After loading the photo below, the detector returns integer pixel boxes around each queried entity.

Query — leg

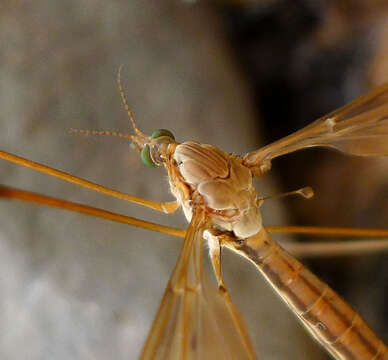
[204,230,227,292]
[0,150,180,213]
[0,185,185,238]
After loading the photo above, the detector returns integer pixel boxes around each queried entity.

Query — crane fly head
[139,129,176,168]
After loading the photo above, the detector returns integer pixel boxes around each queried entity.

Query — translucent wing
[140,208,256,360]
[244,82,388,173]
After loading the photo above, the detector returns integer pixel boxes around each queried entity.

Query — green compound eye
[142,129,174,168]
[141,144,157,168]
[151,129,175,140]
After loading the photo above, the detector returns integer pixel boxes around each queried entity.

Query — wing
[244,82,388,174]
[140,208,257,360]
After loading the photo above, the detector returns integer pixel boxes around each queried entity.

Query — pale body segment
[172,141,262,239]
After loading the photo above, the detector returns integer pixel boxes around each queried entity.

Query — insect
[1,74,388,359]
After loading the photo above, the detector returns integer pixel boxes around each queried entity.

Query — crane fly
[1,73,388,359]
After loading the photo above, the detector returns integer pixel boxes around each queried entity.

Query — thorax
[166,141,262,239]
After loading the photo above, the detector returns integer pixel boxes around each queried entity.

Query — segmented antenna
[117,65,146,138]
[69,128,135,140]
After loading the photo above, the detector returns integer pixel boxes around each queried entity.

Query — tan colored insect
[1,76,388,359]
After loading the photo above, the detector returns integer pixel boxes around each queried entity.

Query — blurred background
[0,1,387,359]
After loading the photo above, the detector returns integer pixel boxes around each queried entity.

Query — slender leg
[204,230,227,292]
[0,185,185,238]
[0,150,180,213]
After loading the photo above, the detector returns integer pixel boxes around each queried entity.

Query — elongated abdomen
[227,229,388,360]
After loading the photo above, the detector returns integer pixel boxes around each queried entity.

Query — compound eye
[151,129,175,140]
[141,144,157,168]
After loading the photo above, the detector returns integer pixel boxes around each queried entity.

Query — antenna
[68,128,135,140]
[117,65,147,138]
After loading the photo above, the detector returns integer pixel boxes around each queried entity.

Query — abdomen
[226,229,388,360]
